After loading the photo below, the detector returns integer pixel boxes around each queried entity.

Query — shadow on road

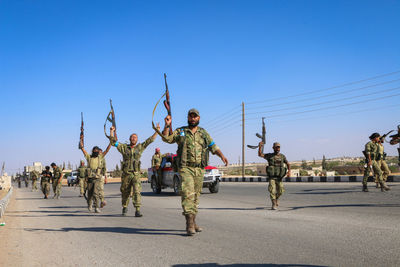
[199,207,266,211]
[287,203,400,211]
[292,191,357,195]
[142,192,178,197]
[40,206,87,209]
[172,264,328,267]
[24,226,186,236]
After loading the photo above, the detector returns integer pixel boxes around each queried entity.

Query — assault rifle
[104,99,117,139]
[389,125,400,145]
[247,117,266,152]
[380,130,394,143]
[78,112,84,149]
[163,73,173,135]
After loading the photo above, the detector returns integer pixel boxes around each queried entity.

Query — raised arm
[79,139,88,157]
[258,142,265,158]
[102,142,112,157]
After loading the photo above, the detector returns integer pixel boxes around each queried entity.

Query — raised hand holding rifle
[248,117,266,152]
[152,73,173,136]
[79,112,84,149]
[104,99,117,140]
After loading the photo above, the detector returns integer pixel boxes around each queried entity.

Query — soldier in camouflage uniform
[362,133,390,192]
[99,145,111,208]
[51,163,63,199]
[374,138,390,188]
[79,143,107,213]
[30,170,40,191]
[40,166,52,199]
[77,160,87,197]
[258,142,291,210]
[109,125,159,217]
[151,148,164,189]
[158,109,228,236]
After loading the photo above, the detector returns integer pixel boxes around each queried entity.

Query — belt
[186,162,202,168]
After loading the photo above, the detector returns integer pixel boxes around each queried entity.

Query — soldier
[158,109,228,236]
[375,138,390,188]
[109,124,160,217]
[24,173,29,188]
[77,160,87,197]
[258,141,291,210]
[79,143,107,213]
[41,166,52,199]
[99,145,111,208]
[30,170,40,191]
[362,133,390,192]
[51,163,63,199]
[151,148,163,190]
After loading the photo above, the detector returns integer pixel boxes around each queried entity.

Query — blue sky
[1,0,400,174]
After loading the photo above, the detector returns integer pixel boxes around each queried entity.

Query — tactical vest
[78,167,87,178]
[41,171,51,183]
[86,156,105,179]
[175,127,210,169]
[53,167,62,179]
[266,154,287,179]
[121,146,141,173]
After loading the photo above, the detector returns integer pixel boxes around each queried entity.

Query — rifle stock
[78,112,84,149]
[163,73,173,135]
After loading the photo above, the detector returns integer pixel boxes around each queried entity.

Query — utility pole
[242,102,245,178]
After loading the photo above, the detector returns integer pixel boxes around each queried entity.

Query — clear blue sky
[1,0,400,174]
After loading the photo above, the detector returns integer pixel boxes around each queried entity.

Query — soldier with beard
[109,124,160,217]
[157,108,228,236]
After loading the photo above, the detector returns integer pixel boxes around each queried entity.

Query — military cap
[188,108,200,116]
[369,133,380,140]
[273,142,280,147]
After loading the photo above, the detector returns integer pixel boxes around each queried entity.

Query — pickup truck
[148,154,221,195]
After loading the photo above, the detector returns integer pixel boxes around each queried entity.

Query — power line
[246,92,400,120]
[246,78,400,111]
[203,105,241,126]
[204,111,242,128]
[246,70,400,105]
[246,86,400,116]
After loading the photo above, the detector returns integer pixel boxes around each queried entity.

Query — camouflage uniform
[40,170,52,198]
[151,153,163,187]
[77,165,87,197]
[161,126,219,215]
[85,154,105,210]
[264,153,288,201]
[375,143,390,183]
[30,170,39,191]
[52,166,63,198]
[362,141,384,187]
[99,157,107,205]
[111,137,154,212]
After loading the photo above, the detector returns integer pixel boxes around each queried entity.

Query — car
[67,171,78,187]
[148,154,221,195]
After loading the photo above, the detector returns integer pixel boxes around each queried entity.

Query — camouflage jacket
[84,154,105,179]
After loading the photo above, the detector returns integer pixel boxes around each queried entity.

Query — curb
[0,187,13,219]
[221,175,400,183]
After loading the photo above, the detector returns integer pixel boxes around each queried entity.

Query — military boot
[362,184,369,192]
[95,207,101,213]
[375,182,379,188]
[122,207,128,216]
[271,199,277,210]
[380,182,390,192]
[88,205,93,212]
[185,214,196,236]
[193,214,203,232]
[135,208,143,217]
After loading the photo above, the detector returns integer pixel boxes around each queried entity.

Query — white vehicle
[148,154,221,195]
[67,171,78,187]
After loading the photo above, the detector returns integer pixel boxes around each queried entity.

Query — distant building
[24,162,43,174]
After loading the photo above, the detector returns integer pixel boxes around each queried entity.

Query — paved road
[2,182,400,267]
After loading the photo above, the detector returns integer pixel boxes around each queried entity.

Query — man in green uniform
[151,148,163,189]
[24,174,29,188]
[51,163,63,199]
[98,145,111,208]
[40,166,52,199]
[79,143,107,213]
[374,138,390,188]
[77,160,87,197]
[109,124,159,217]
[362,133,390,192]
[30,170,40,191]
[258,141,291,210]
[157,109,228,236]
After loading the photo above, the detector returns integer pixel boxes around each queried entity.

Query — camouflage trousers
[87,178,101,208]
[79,178,87,195]
[268,178,284,200]
[52,180,62,197]
[375,159,390,183]
[32,180,38,191]
[99,176,105,203]
[179,167,205,215]
[41,181,50,196]
[362,160,383,185]
[121,172,141,208]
